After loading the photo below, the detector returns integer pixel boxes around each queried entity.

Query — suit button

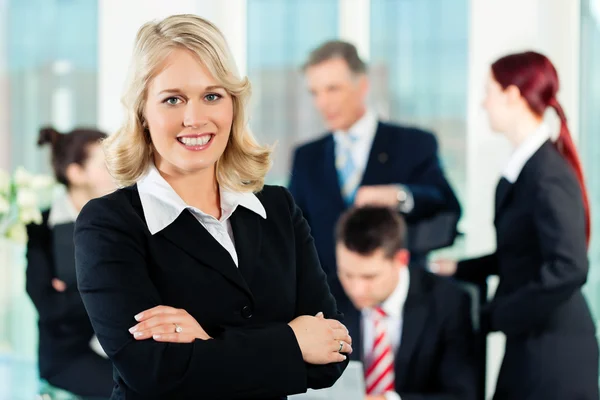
[241,305,253,319]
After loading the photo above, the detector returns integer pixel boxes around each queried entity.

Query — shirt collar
[137,163,266,235]
[363,266,410,320]
[502,123,551,183]
[48,190,79,227]
[334,109,378,143]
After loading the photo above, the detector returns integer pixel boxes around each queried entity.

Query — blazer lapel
[494,177,513,218]
[230,206,261,287]
[395,269,429,387]
[361,123,391,186]
[323,135,346,210]
[158,210,253,299]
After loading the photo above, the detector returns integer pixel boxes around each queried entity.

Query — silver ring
[338,341,344,353]
[174,323,183,333]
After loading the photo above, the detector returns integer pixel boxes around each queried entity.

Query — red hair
[491,51,590,245]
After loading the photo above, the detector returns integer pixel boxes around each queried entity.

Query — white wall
[466,0,581,397]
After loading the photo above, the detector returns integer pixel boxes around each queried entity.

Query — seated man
[335,206,477,400]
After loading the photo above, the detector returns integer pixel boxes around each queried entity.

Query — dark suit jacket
[340,268,476,400]
[289,123,461,297]
[26,212,97,379]
[74,185,348,400]
[455,142,598,399]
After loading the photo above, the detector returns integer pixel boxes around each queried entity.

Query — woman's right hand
[288,312,352,365]
[429,259,458,276]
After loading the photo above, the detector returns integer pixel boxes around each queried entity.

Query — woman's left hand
[129,305,212,343]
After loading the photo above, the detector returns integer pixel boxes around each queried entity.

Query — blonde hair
[103,14,272,192]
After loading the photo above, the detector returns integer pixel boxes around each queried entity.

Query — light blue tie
[335,133,360,206]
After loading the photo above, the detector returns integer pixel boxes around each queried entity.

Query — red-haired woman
[433,52,598,399]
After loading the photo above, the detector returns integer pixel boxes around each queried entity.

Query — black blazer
[26,212,96,379]
[74,185,348,400]
[456,142,598,399]
[289,123,461,295]
[340,268,477,400]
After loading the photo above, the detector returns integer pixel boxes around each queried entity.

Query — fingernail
[342,355,347,360]
[153,334,161,339]
[128,326,137,333]
[316,312,324,317]
[134,332,143,338]
[134,313,143,321]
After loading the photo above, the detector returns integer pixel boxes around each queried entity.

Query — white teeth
[180,136,211,146]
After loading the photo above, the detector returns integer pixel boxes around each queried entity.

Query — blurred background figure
[26,127,115,399]
[289,40,461,301]
[336,206,476,400]
[432,52,599,399]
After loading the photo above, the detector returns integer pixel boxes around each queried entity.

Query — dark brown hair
[302,40,367,74]
[38,127,107,187]
[336,206,406,259]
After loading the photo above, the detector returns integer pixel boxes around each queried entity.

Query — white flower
[30,175,55,190]
[19,207,42,225]
[6,222,27,244]
[16,188,38,209]
[0,195,9,215]
[14,166,33,187]
[0,169,10,194]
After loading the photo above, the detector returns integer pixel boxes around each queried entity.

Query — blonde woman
[74,14,351,400]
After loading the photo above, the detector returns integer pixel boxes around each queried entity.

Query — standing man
[289,40,460,299]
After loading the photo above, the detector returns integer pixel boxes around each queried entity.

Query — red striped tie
[365,307,395,395]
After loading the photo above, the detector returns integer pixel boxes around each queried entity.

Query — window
[369,0,469,228]
[246,0,339,185]
[580,0,600,358]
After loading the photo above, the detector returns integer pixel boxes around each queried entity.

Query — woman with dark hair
[433,51,598,399]
[26,127,116,398]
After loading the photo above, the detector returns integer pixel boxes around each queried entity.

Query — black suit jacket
[289,123,461,296]
[74,185,348,400]
[26,212,96,379]
[340,268,477,400]
[456,142,598,399]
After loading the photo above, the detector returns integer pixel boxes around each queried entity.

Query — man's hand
[51,278,67,292]
[365,395,387,400]
[355,185,402,207]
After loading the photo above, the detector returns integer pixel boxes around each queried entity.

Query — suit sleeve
[483,175,588,335]
[75,197,309,399]
[25,217,67,322]
[403,133,461,222]
[400,290,477,400]
[455,253,498,284]
[281,187,349,389]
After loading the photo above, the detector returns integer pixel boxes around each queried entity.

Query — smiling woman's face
[144,47,234,177]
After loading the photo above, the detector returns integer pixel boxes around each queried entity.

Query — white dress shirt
[334,109,379,183]
[502,123,551,183]
[362,267,410,400]
[137,163,267,267]
[47,190,79,228]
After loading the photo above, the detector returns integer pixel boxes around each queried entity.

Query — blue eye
[205,93,222,102]
[164,97,181,105]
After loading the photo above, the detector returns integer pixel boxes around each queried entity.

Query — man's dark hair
[302,40,367,74]
[336,206,407,259]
